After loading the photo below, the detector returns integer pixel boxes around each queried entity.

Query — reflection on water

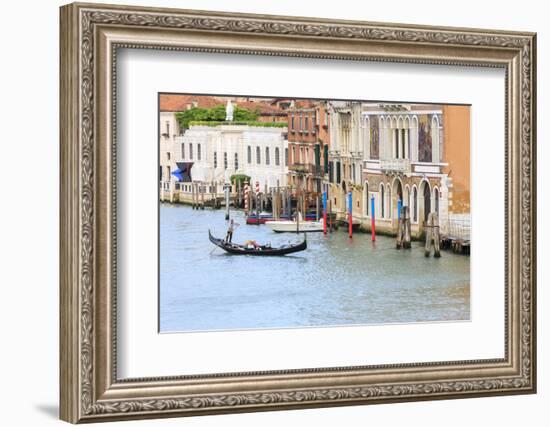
[160,204,470,332]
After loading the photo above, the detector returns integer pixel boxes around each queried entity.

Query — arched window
[275,147,280,166]
[387,185,392,219]
[265,147,270,165]
[431,115,440,163]
[380,185,385,218]
[364,182,369,216]
[413,187,418,222]
[247,146,251,164]
[256,146,261,164]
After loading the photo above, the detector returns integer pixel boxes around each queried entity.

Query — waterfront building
[159,96,289,202]
[159,95,220,184]
[327,101,364,216]
[287,101,330,208]
[175,123,289,195]
[328,102,470,238]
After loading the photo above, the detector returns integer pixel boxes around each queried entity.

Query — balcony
[380,158,411,174]
[289,163,323,176]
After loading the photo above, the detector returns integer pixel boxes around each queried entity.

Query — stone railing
[289,163,322,176]
[380,158,411,174]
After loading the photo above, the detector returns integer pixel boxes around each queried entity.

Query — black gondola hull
[208,230,306,256]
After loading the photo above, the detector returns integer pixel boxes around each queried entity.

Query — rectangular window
[265,147,270,165]
[181,143,185,159]
[189,143,193,160]
[167,152,171,160]
[305,116,309,132]
[285,148,288,166]
[291,116,295,130]
[214,152,217,169]
[234,153,239,170]
[224,152,228,170]
[275,147,280,166]
[197,144,201,161]
[167,165,171,180]
[256,146,261,164]
[247,146,252,164]
[299,115,303,130]
[166,121,170,136]
[336,161,341,184]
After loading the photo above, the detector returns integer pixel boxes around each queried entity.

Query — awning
[172,162,193,182]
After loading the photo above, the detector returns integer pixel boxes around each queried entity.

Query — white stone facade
[176,124,289,190]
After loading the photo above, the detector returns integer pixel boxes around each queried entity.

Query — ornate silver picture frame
[60,2,536,423]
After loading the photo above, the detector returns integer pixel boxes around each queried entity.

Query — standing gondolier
[225,219,239,243]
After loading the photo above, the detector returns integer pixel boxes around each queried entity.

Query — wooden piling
[329,200,333,232]
[224,185,230,220]
[316,194,320,221]
[396,206,411,249]
[424,212,441,257]
[403,206,411,249]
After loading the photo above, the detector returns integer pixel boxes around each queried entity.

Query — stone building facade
[176,123,289,192]
[328,102,470,238]
[287,101,330,196]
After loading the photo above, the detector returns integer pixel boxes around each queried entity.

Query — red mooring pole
[348,191,353,238]
[370,195,376,242]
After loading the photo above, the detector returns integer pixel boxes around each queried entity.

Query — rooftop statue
[225,100,234,121]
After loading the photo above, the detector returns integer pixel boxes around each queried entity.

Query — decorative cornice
[87,377,529,415]
[83,9,531,49]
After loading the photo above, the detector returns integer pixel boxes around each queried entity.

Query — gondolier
[225,219,239,242]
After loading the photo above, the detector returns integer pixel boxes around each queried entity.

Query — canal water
[160,204,470,333]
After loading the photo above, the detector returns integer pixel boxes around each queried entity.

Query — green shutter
[314,144,321,174]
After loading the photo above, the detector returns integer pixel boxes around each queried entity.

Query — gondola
[208,230,307,256]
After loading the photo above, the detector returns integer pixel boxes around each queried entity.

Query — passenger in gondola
[225,219,239,243]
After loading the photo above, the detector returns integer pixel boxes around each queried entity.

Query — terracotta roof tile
[159,94,220,111]
[159,94,286,115]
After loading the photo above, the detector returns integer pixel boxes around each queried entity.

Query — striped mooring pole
[244,182,250,214]
[255,181,260,225]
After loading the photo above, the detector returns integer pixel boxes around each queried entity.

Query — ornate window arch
[431,115,440,163]
[433,186,440,215]
[364,181,369,216]
[412,185,418,222]
[380,183,385,218]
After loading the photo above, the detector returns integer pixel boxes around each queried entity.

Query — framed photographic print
[60,2,537,423]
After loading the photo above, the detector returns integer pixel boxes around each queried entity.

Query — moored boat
[246,211,319,225]
[208,230,307,255]
[265,213,324,233]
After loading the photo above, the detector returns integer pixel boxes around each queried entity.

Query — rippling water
[160,204,470,332]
